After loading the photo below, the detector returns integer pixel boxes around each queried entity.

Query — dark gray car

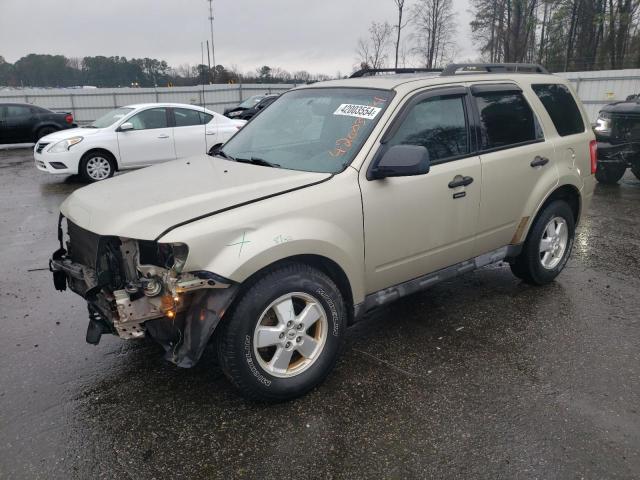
[0,103,76,144]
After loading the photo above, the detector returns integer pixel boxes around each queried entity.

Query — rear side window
[473,89,543,150]
[174,108,204,127]
[387,95,469,162]
[532,84,585,136]
[5,105,32,118]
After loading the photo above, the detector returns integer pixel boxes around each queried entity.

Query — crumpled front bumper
[49,216,238,368]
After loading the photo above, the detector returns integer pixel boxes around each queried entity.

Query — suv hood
[60,155,330,240]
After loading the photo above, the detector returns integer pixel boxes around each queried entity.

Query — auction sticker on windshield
[333,104,382,120]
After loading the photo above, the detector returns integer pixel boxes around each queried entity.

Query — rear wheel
[35,126,57,141]
[79,151,116,182]
[217,263,346,402]
[510,200,575,285]
[595,163,626,184]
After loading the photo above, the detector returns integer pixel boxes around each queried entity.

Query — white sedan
[34,103,246,181]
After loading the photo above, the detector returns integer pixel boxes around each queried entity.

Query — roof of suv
[304,71,564,95]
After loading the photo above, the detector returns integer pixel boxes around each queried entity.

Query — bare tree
[412,0,458,68]
[355,21,393,69]
[393,0,409,68]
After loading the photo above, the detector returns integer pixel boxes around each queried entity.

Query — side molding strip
[356,245,521,318]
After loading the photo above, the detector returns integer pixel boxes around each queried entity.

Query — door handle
[530,156,549,167]
[205,130,216,135]
[157,134,170,139]
[448,175,474,188]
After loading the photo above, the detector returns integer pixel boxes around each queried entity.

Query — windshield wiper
[235,157,280,168]
[216,149,235,161]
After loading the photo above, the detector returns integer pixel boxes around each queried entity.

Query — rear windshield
[221,88,393,173]
[531,84,585,136]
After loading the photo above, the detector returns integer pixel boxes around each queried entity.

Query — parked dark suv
[594,95,640,183]
[0,103,76,144]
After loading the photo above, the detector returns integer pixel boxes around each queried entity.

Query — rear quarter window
[531,84,585,136]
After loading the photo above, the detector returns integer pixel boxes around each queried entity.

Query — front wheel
[79,151,116,182]
[217,263,346,402]
[595,163,626,184]
[510,200,575,285]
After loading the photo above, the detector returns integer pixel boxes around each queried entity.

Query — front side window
[532,84,585,136]
[387,95,469,162]
[91,107,133,128]
[221,88,393,173]
[174,108,206,127]
[473,89,543,150]
[127,108,169,130]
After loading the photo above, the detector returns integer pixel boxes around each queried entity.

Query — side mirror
[368,144,430,180]
[118,122,134,132]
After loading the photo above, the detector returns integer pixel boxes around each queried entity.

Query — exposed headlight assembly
[47,136,84,153]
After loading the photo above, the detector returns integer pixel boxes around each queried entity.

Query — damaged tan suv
[50,63,597,401]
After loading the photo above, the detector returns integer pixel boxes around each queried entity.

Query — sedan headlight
[48,136,83,153]
[227,111,242,117]
[594,112,611,136]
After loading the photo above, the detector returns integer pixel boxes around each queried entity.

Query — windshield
[221,88,393,173]
[90,107,134,128]
[238,95,264,109]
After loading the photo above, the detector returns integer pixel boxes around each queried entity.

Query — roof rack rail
[440,63,549,76]
[350,67,443,78]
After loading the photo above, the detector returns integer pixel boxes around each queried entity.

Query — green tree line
[0,54,321,88]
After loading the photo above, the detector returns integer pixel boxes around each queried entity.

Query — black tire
[509,200,575,285]
[595,163,626,184]
[35,126,58,141]
[217,262,346,402]
[79,151,116,182]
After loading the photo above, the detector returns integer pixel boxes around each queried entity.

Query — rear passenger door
[3,105,34,143]
[171,107,212,158]
[470,83,559,255]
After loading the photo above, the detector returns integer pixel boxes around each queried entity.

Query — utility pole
[207,0,216,82]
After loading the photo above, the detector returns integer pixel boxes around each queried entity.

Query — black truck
[594,95,640,184]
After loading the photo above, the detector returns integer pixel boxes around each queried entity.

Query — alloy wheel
[539,216,569,269]
[253,292,328,378]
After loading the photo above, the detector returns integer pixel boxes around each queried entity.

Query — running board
[354,245,521,320]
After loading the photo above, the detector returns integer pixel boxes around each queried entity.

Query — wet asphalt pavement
[1,147,639,479]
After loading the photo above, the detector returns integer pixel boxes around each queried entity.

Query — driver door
[116,107,175,166]
[360,87,482,293]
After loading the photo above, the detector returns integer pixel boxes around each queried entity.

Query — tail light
[589,139,597,174]
[65,114,73,125]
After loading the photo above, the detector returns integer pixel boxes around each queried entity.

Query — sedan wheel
[80,153,115,182]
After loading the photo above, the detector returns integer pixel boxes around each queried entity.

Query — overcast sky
[0,0,477,76]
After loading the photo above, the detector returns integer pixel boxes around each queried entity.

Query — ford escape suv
[50,63,596,401]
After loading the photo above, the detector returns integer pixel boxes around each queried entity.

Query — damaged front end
[50,216,237,367]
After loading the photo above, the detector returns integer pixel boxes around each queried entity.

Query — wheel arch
[516,182,582,245]
[81,148,120,171]
[226,254,356,325]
